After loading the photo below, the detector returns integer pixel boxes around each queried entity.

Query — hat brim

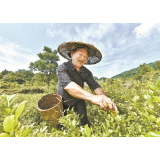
[57,41,102,65]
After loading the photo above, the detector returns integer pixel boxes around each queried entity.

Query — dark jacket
[57,60,101,106]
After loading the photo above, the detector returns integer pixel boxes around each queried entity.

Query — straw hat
[57,41,102,64]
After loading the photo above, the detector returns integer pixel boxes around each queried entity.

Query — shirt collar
[67,60,76,71]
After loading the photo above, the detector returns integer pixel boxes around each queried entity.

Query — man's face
[71,48,88,71]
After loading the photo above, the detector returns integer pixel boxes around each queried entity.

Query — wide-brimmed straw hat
[57,41,102,64]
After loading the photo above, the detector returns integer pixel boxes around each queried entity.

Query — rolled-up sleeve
[85,70,101,91]
[57,64,72,88]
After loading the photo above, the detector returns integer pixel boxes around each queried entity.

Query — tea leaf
[144,94,150,100]
[15,122,21,130]
[5,108,12,114]
[0,104,6,111]
[15,101,27,120]
[7,94,16,107]
[0,133,10,137]
[72,119,76,126]
[84,124,91,137]
[156,77,160,88]
[153,96,160,102]
[156,118,160,126]
[145,131,160,137]
[0,94,7,101]
[132,95,139,102]
[7,94,16,102]
[3,115,15,133]
[149,82,156,91]
[11,104,18,114]
[22,127,33,137]
[0,124,4,133]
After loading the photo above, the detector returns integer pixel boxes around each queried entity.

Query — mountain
[111,61,158,79]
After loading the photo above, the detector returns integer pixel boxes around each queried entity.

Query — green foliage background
[1,70,160,137]
[1,56,160,137]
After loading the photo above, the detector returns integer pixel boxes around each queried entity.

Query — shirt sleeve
[85,70,101,91]
[57,64,72,88]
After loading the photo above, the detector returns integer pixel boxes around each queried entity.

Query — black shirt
[57,60,101,106]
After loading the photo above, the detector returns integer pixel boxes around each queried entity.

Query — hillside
[1,65,160,137]
[111,60,159,79]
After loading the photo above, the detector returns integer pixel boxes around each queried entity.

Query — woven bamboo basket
[37,93,63,126]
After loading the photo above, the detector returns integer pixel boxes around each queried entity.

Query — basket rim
[37,93,62,112]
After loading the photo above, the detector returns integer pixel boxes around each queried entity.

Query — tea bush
[1,71,160,137]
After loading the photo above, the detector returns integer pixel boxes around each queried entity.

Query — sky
[0,23,160,78]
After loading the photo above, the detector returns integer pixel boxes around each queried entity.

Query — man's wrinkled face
[71,48,88,71]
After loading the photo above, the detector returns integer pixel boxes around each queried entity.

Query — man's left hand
[102,96,118,111]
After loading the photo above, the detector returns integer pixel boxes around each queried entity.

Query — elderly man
[57,41,117,127]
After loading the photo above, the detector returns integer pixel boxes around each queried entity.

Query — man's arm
[94,87,106,96]
[65,82,117,111]
[64,82,93,100]
[64,82,107,109]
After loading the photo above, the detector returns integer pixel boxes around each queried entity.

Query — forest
[1,46,160,137]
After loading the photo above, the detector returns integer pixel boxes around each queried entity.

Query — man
[57,41,117,127]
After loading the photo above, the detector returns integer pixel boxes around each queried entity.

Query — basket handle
[63,98,73,103]
[56,97,61,101]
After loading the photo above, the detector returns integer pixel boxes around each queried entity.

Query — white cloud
[48,24,135,78]
[46,23,160,78]
[46,29,55,38]
[46,24,73,39]
[47,23,113,43]
[134,23,160,38]
[0,36,38,72]
[74,23,113,43]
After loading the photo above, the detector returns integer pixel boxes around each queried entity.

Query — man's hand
[89,95,117,111]
[89,95,118,112]
[102,96,118,112]
[93,87,117,111]
[89,95,106,109]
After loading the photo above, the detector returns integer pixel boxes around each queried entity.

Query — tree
[93,76,98,81]
[2,74,13,83]
[1,69,13,75]
[2,71,32,84]
[2,72,17,83]
[156,60,160,70]
[0,73,3,79]
[139,63,153,75]
[133,74,142,81]
[15,69,34,82]
[29,46,59,89]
